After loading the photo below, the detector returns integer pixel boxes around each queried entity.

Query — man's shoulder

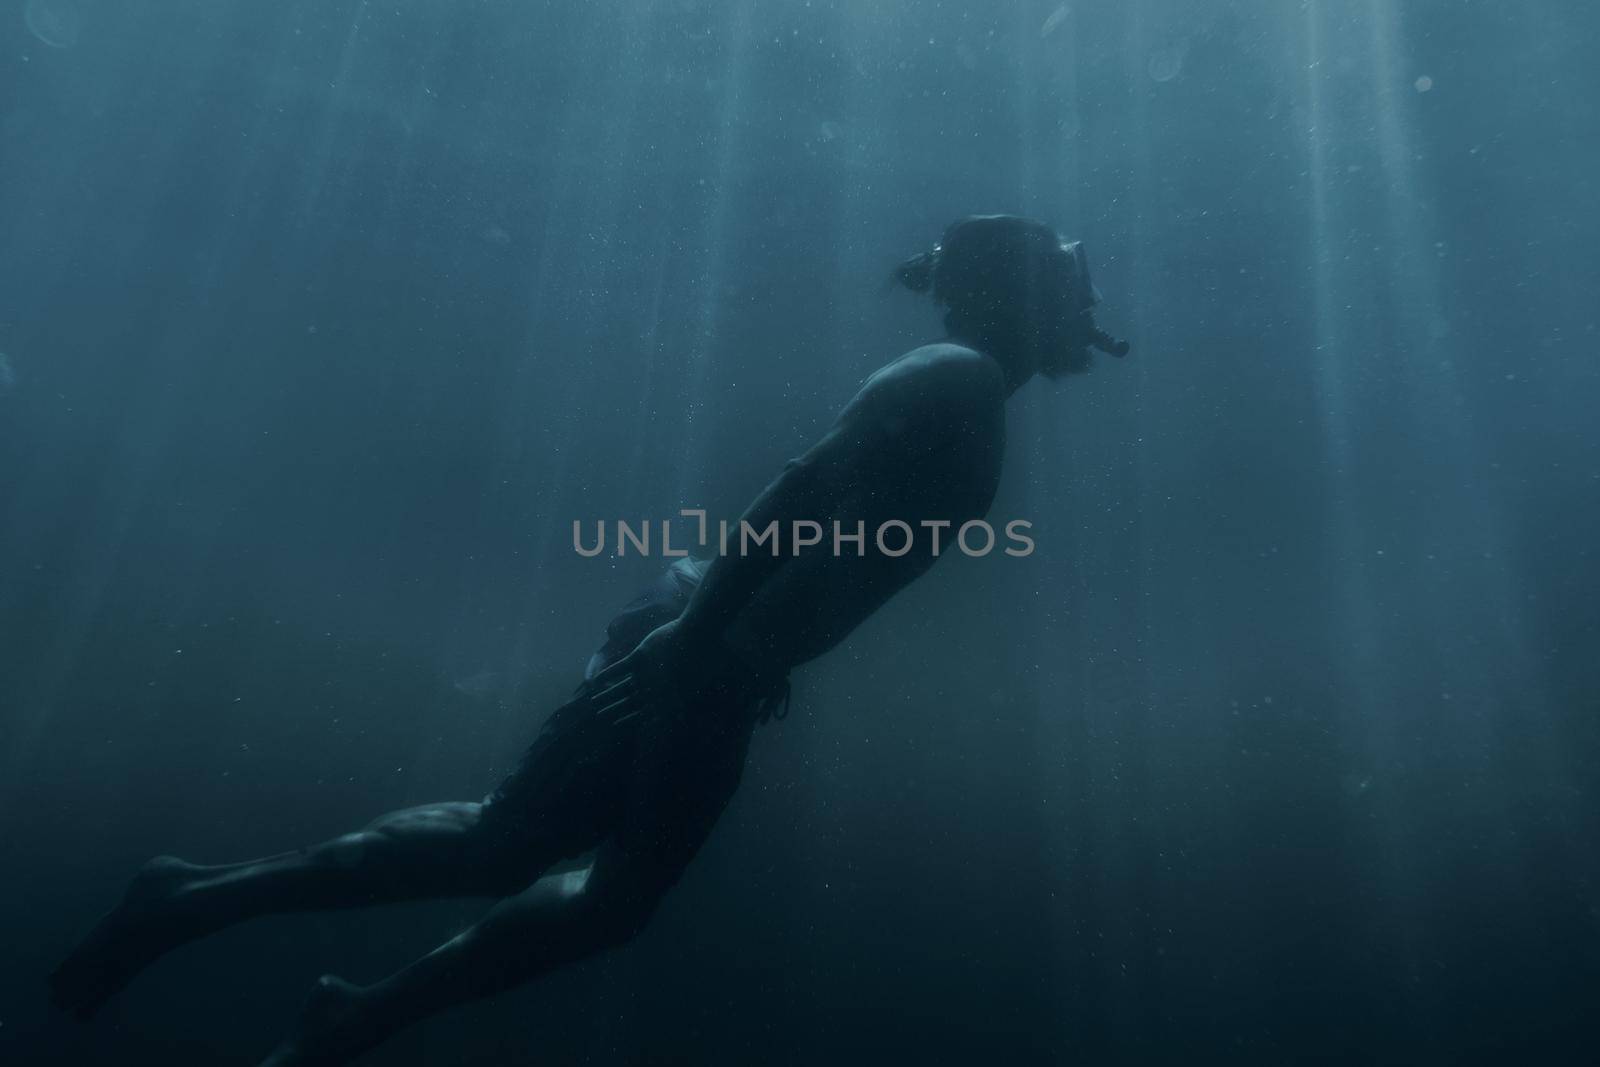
[868,343,1005,399]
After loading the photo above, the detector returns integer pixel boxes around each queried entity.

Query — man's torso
[725,344,1007,669]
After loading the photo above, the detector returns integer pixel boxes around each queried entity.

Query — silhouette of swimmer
[50,215,1129,1065]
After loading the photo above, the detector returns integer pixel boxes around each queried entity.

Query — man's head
[895,214,1127,381]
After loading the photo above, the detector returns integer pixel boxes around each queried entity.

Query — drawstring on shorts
[754,676,792,724]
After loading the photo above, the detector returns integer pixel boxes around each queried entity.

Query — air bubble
[25,0,82,49]
[1147,43,1186,83]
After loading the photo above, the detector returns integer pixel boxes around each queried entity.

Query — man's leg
[50,801,555,1019]
[261,703,756,1067]
[259,841,673,1067]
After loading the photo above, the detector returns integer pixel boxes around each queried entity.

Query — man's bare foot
[49,855,205,1019]
[260,976,386,1067]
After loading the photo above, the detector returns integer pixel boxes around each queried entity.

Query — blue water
[2,1,1596,1063]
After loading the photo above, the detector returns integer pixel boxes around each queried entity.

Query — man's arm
[675,417,871,646]
[677,346,1004,646]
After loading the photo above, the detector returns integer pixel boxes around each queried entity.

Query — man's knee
[320,831,380,870]
[579,873,671,949]
[334,804,534,892]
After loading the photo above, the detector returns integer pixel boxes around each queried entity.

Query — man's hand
[583,618,719,727]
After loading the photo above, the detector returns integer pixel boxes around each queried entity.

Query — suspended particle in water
[1147,44,1186,83]
[1040,4,1071,39]
[24,0,83,48]
[1414,75,1434,92]
[818,120,842,143]
[1341,773,1374,798]
[453,670,503,697]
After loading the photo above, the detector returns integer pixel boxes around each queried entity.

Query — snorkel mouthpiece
[1087,324,1131,358]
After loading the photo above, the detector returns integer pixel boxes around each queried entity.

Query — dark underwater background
[2,0,1597,1063]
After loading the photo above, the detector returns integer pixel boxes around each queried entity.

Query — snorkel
[1056,237,1131,359]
